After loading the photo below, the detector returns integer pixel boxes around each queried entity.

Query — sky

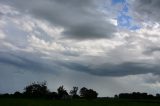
[1,0,160,97]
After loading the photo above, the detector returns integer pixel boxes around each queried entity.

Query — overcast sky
[1,0,160,97]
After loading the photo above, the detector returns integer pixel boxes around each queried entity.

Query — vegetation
[23,81,49,98]
[1,98,160,106]
[0,81,98,100]
[115,92,160,99]
[80,87,98,99]
[70,86,79,98]
[1,81,160,106]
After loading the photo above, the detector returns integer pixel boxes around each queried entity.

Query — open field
[1,98,160,106]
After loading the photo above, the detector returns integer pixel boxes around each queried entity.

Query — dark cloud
[1,50,159,77]
[132,0,160,22]
[1,0,160,97]
[143,47,160,55]
[63,21,116,39]
[0,51,59,74]
[57,61,160,77]
[0,0,117,39]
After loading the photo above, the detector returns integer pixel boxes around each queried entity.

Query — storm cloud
[131,0,160,23]
[0,0,117,39]
[1,0,160,96]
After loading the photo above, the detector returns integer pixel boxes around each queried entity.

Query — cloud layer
[1,0,160,96]
[0,0,118,39]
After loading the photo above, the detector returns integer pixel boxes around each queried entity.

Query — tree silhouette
[23,81,49,98]
[0,81,101,100]
[117,92,155,99]
[13,91,22,98]
[70,86,79,98]
[80,87,98,99]
[80,87,88,97]
[57,85,69,99]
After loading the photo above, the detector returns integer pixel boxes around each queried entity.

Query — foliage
[1,98,160,106]
[57,85,69,99]
[117,92,156,99]
[80,87,98,99]
[70,86,79,98]
[23,81,49,98]
[2,81,160,101]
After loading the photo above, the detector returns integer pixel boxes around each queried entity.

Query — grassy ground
[1,98,160,106]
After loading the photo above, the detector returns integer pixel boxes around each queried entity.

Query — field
[1,98,160,106]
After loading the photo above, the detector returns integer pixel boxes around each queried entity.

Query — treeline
[115,92,160,99]
[0,81,98,100]
[1,81,160,100]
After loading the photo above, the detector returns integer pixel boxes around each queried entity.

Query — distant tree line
[115,92,160,99]
[0,81,98,100]
[2,81,160,100]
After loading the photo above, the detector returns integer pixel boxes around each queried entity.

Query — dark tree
[23,81,49,98]
[57,85,69,99]
[114,95,118,99]
[13,91,23,98]
[80,87,98,99]
[118,92,155,99]
[80,87,88,97]
[70,86,79,98]
[46,92,58,99]
[156,93,160,99]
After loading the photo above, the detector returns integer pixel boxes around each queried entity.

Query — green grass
[1,98,160,106]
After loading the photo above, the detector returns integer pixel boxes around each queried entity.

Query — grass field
[1,98,160,106]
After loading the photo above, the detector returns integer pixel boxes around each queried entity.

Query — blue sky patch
[112,0,125,4]
[112,0,140,30]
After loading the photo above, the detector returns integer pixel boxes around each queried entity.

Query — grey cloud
[0,51,60,74]
[132,0,160,22]
[58,61,160,77]
[63,21,116,39]
[2,0,160,97]
[0,0,117,39]
[3,21,29,48]
[143,47,160,55]
[1,50,159,77]
[144,76,160,84]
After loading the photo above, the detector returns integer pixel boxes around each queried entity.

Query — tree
[70,86,79,98]
[80,87,98,99]
[79,87,88,97]
[57,85,69,99]
[23,81,49,98]
[114,95,118,99]
[156,93,160,99]
[14,91,23,98]
[46,92,58,99]
[118,92,154,99]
